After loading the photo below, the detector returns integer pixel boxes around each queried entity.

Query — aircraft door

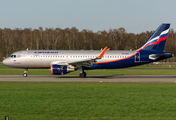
[135,52,140,62]
[21,51,27,63]
[21,52,27,57]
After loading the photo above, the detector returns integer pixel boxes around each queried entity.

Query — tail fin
[139,23,170,52]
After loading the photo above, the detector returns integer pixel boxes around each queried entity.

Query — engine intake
[51,64,75,75]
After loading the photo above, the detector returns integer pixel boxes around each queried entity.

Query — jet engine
[51,64,75,75]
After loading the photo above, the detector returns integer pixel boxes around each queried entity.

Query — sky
[0,0,176,33]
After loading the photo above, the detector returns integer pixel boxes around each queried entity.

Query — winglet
[98,46,108,58]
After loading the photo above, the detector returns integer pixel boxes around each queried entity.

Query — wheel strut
[77,67,87,78]
[23,68,28,77]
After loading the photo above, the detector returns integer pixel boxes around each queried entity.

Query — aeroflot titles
[34,52,59,54]
[34,51,130,55]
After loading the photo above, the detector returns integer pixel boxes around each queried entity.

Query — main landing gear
[23,68,28,77]
[79,72,86,78]
[78,67,87,78]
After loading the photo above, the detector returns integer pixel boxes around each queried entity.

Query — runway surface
[0,75,176,83]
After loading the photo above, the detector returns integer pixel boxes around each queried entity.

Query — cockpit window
[10,55,13,57]
[9,55,16,58]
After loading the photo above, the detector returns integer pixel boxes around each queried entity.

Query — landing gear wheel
[23,73,27,77]
[79,72,86,78]
[23,68,28,77]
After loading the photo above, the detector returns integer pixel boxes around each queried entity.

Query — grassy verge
[1,68,176,75]
[0,83,176,120]
[1,63,176,75]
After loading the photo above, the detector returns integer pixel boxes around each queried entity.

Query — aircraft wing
[68,46,108,67]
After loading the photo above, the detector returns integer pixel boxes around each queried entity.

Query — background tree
[0,27,176,62]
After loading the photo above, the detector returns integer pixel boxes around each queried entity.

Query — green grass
[1,67,176,75]
[0,83,176,120]
[1,63,176,75]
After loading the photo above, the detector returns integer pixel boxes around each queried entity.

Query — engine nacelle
[51,64,75,75]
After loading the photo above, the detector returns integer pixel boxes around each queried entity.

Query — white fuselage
[3,50,135,68]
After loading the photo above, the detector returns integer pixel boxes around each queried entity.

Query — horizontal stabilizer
[149,53,173,60]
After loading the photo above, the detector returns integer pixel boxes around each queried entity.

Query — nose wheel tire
[23,73,27,77]
[23,68,28,77]
[79,72,86,78]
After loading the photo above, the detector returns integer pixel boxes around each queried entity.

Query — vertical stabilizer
[139,23,170,52]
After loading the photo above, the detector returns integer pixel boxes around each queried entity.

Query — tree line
[0,27,176,62]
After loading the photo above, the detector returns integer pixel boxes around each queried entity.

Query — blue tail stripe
[147,24,170,40]
[160,33,168,38]
[147,38,158,44]
[146,33,168,45]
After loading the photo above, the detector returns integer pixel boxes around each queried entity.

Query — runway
[0,75,176,83]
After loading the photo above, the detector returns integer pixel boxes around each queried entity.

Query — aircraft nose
[2,59,8,66]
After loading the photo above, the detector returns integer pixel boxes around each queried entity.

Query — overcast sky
[0,0,175,33]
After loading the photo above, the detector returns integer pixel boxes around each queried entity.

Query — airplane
[2,23,173,78]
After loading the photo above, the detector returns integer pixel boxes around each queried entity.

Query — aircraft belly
[31,59,50,68]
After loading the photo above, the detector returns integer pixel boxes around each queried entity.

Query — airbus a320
[2,23,173,77]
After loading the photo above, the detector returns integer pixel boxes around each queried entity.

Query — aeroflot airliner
[2,23,173,77]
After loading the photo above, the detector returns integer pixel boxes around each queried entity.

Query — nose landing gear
[23,68,28,77]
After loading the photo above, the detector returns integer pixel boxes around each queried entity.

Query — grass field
[1,64,176,120]
[1,83,176,120]
[1,63,176,76]
[1,63,176,75]
[1,67,176,75]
